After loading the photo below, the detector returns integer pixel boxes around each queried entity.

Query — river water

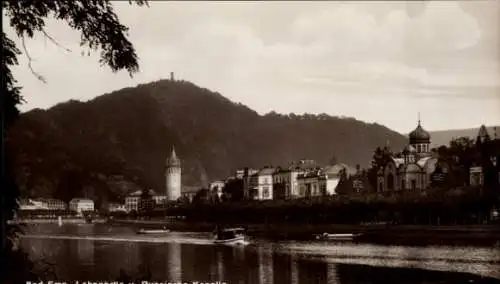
[19,223,500,283]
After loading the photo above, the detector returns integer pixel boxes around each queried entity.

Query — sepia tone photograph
[2,1,500,283]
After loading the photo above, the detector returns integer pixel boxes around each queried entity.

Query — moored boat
[315,232,363,241]
[213,227,248,245]
[137,227,171,234]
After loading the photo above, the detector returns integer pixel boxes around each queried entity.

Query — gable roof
[258,168,277,175]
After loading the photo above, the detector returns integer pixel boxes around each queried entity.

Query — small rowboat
[137,228,171,234]
[213,227,248,245]
[315,232,362,241]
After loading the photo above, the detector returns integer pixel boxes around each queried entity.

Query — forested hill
[6,79,407,202]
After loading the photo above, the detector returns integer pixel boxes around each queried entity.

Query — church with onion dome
[376,118,441,192]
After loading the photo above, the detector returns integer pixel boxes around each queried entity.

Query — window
[262,187,270,198]
[411,180,416,191]
[387,173,394,190]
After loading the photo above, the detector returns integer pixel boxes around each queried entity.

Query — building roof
[166,146,181,167]
[323,164,357,175]
[129,189,157,196]
[417,156,433,168]
[258,168,277,176]
[392,157,405,168]
[409,120,430,144]
[477,125,491,141]
[70,198,94,203]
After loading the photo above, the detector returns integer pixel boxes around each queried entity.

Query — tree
[2,1,148,282]
[222,178,244,202]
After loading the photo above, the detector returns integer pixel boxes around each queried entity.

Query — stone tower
[165,146,181,201]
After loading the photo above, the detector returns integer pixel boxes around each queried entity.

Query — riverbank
[109,219,500,246]
[9,218,107,224]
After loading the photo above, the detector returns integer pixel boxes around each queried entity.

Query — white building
[153,195,168,205]
[274,167,305,198]
[322,164,355,195]
[19,198,49,210]
[69,198,94,215]
[249,168,276,200]
[209,180,225,198]
[19,198,67,211]
[108,203,127,212]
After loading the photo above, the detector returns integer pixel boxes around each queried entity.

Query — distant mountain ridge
[427,126,499,148]
[6,79,407,203]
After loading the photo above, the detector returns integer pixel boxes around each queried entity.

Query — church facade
[376,120,439,192]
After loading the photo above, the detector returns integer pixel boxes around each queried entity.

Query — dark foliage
[2,1,147,283]
[169,186,499,226]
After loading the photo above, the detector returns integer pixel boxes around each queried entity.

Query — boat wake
[21,233,216,246]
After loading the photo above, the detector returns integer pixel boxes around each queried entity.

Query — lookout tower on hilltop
[165,146,181,201]
[170,72,175,81]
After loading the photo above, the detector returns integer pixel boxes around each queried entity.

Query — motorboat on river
[315,232,363,241]
[136,227,171,235]
[213,227,247,245]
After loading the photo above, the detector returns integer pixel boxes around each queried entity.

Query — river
[19,223,500,283]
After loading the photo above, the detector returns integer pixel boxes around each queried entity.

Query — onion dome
[166,146,181,167]
[409,120,430,144]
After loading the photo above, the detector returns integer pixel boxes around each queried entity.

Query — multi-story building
[43,198,67,210]
[273,167,304,199]
[153,195,168,206]
[20,198,67,211]
[249,168,276,200]
[125,191,141,212]
[209,180,226,198]
[69,198,94,216]
[125,189,159,212]
[108,203,127,212]
[19,198,49,210]
[322,164,357,195]
[297,170,327,198]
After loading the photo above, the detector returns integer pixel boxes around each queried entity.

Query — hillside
[6,79,407,204]
[428,126,499,148]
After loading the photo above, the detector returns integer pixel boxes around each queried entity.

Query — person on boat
[213,224,222,238]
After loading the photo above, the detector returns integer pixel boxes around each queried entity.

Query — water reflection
[167,242,182,281]
[326,263,339,284]
[19,224,500,283]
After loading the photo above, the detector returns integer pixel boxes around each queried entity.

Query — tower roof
[166,146,181,166]
[477,125,491,141]
[409,118,430,144]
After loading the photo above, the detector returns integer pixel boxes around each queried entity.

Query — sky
[3,1,500,134]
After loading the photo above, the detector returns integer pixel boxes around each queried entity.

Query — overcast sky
[4,1,500,133]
